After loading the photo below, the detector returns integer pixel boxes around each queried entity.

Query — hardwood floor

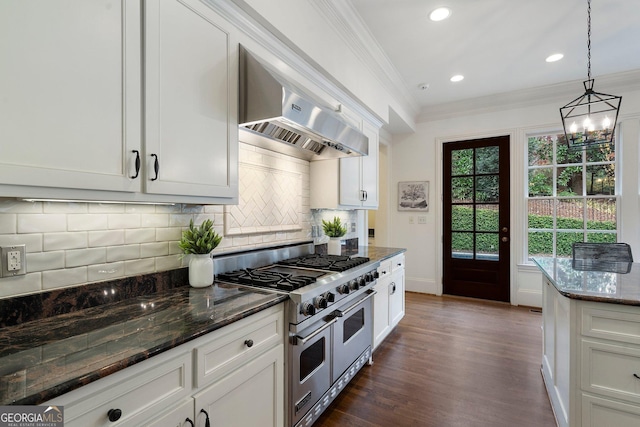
[313,292,556,427]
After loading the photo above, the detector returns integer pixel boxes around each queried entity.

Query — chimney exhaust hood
[239,46,368,161]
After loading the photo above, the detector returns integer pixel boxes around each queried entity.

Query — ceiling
[349,0,640,111]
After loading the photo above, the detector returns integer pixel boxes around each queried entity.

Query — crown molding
[311,0,420,119]
[417,69,640,123]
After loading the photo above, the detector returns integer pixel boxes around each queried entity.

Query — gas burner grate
[278,254,370,272]
[216,269,317,291]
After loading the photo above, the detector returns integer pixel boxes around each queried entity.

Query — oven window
[343,308,365,343]
[300,337,325,381]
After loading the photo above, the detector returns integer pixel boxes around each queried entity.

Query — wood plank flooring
[313,292,556,427]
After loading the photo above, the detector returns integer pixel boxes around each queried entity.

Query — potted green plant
[322,216,347,255]
[179,219,222,287]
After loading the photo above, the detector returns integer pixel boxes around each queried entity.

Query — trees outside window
[527,133,617,259]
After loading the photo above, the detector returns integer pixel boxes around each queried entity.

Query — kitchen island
[533,257,640,427]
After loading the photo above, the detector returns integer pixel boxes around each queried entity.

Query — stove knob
[365,273,373,283]
[359,277,367,287]
[314,296,328,309]
[337,284,350,294]
[325,292,335,302]
[350,279,360,291]
[373,271,380,279]
[301,303,316,316]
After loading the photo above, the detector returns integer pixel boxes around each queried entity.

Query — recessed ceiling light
[450,74,464,82]
[429,7,451,22]
[546,53,564,62]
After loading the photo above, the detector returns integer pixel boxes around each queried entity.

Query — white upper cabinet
[144,0,238,199]
[0,0,238,204]
[310,119,379,210]
[0,0,141,193]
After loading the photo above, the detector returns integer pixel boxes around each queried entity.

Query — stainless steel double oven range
[214,242,379,427]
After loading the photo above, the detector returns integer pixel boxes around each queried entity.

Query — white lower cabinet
[373,254,405,351]
[194,344,284,427]
[46,304,284,427]
[542,278,640,427]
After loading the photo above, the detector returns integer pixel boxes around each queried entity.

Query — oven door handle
[294,317,338,346]
[333,289,377,318]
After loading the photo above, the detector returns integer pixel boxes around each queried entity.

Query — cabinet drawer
[390,254,405,272]
[581,339,640,404]
[378,259,392,278]
[581,306,640,345]
[194,305,283,387]
[581,392,640,427]
[56,350,192,427]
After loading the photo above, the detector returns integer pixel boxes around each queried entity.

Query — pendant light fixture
[559,0,622,150]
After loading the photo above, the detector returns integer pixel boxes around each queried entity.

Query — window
[527,132,617,259]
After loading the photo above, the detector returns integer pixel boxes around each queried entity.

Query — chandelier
[559,0,622,150]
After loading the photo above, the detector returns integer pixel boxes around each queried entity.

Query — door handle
[294,318,337,345]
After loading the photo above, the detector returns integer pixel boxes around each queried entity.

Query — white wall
[390,86,640,307]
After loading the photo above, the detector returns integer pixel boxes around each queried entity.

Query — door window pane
[476,175,499,202]
[452,232,473,259]
[452,177,473,203]
[476,146,499,174]
[452,206,473,231]
[452,149,473,175]
[343,308,364,343]
[477,205,499,232]
[477,233,499,260]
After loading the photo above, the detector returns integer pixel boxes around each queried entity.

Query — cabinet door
[373,277,391,350]
[194,344,284,427]
[0,0,141,193]
[360,122,379,208]
[339,156,362,207]
[146,399,195,427]
[144,0,238,199]
[389,268,405,327]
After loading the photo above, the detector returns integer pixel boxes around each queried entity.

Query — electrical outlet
[351,222,356,233]
[1,245,27,277]
[418,216,427,224]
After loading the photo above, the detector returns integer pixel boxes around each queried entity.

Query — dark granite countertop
[352,246,406,262]
[533,257,640,306]
[0,271,286,406]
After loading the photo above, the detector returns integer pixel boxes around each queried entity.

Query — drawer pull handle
[634,373,640,380]
[107,408,122,422]
[244,339,254,348]
[200,409,211,427]
[185,418,195,427]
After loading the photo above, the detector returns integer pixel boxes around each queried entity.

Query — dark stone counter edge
[13,295,287,406]
[534,260,640,307]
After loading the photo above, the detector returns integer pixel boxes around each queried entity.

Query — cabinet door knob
[244,339,254,348]
[107,408,122,422]
[131,150,140,179]
[151,154,159,181]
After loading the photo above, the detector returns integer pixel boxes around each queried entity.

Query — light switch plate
[1,245,27,277]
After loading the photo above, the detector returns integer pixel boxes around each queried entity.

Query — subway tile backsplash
[0,144,360,299]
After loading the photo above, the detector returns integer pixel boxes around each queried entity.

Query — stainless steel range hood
[239,46,368,161]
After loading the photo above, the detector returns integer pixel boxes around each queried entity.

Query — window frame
[525,129,619,261]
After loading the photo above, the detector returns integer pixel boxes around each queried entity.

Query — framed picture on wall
[398,181,429,211]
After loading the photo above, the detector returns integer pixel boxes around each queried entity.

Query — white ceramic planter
[189,253,214,287]
[328,238,342,255]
